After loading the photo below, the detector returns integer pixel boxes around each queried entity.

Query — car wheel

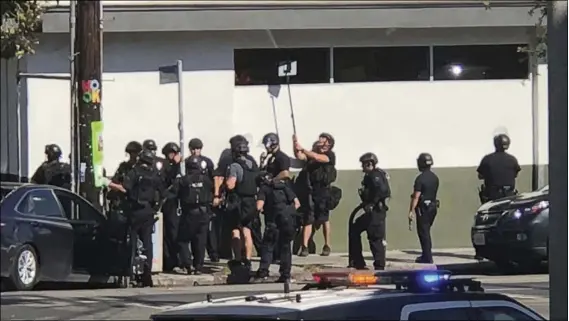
[10,245,40,291]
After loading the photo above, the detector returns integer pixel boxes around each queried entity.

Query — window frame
[431,44,530,81]
[332,46,431,83]
[15,188,66,219]
[53,189,105,223]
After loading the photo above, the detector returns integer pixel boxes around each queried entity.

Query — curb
[150,262,446,288]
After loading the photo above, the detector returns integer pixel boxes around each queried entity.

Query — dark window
[475,306,536,321]
[234,48,330,86]
[17,189,63,218]
[433,44,529,80]
[54,191,103,222]
[333,47,430,83]
[408,307,471,320]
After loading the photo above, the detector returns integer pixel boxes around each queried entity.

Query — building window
[433,44,529,80]
[333,47,430,83]
[234,48,330,86]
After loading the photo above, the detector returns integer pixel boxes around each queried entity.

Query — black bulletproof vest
[131,166,157,205]
[307,161,336,187]
[181,172,213,205]
[45,161,71,189]
[266,181,294,215]
[235,158,258,197]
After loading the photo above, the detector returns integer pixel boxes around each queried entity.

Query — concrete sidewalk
[152,248,483,287]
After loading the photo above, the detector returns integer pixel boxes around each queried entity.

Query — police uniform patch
[200,160,207,170]
[155,161,163,171]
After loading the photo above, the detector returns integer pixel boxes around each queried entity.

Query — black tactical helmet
[493,134,511,151]
[45,144,62,160]
[138,149,155,165]
[319,132,335,149]
[125,141,142,154]
[229,134,248,146]
[161,142,180,156]
[185,155,204,172]
[188,138,203,150]
[142,139,157,151]
[359,152,378,166]
[262,133,279,150]
[417,153,434,169]
[231,139,249,155]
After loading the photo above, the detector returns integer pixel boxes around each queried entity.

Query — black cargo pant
[162,199,180,272]
[349,207,386,270]
[415,201,438,263]
[251,215,263,257]
[258,211,295,278]
[129,211,155,281]
[206,212,219,260]
[178,205,210,270]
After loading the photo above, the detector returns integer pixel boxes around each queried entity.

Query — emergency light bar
[310,269,452,288]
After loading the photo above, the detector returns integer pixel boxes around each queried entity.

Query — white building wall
[26,27,539,174]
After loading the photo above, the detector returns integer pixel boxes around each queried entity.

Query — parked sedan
[1,182,126,290]
[471,185,549,272]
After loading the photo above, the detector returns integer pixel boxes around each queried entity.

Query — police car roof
[152,288,512,319]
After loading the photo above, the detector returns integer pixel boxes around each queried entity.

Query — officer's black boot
[299,246,309,257]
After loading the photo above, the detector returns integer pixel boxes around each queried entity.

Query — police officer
[261,132,292,263]
[224,138,260,270]
[409,153,439,264]
[255,172,300,282]
[187,138,218,262]
[477,134,521,203]
[349,152,391,270]
[174,155,213,275]
[214,135,263,257]
[108,142,142,203]
[121,149,165,287]
[161,142,182,272]
[293,133,337,257]
[31,144,72,189]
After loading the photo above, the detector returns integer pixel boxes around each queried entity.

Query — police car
[150,270,545,321]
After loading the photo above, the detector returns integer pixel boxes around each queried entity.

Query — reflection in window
[408,307,471,320]
[333,47,430,83]
[476,307,535,321]
[433,44,529,80]
[234,48,330,86]
[17,189,63,218]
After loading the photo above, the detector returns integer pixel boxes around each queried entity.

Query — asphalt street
[1,273,550,320]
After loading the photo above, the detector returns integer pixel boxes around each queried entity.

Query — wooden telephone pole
[75,0,102,207]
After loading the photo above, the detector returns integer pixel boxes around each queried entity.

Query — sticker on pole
[278,61,297,78]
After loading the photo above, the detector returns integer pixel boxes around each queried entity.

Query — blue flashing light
[421,272,451,284]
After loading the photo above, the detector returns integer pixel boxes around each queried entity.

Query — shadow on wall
[30,32,235,74]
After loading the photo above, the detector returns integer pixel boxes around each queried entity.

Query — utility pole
[76,0,102,208]
[547,1,568,321]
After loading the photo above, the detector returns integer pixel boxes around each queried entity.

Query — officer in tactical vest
[294,133,337,257]
[224,138,260,270]
[187,138,218,262]
[161,142,183,272]
[174,155,213,274]
[121,149,165,287]
[31,144,72,190]
[409,153,439,264]
[349,152,391,271]
[477,134,521,203]
[255,172,300,282]
[108,141,142,211]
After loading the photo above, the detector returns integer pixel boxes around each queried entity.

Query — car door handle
[30,221,40,227]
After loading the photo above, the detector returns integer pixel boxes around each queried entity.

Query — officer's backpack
[45,162,71,189]
[325,166,337,185]
[182,174,212,205]
[377,169,391,200]
[133,168,156,205]
[328,185,342,210]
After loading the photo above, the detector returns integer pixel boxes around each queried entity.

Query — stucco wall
[26,27,539,173]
